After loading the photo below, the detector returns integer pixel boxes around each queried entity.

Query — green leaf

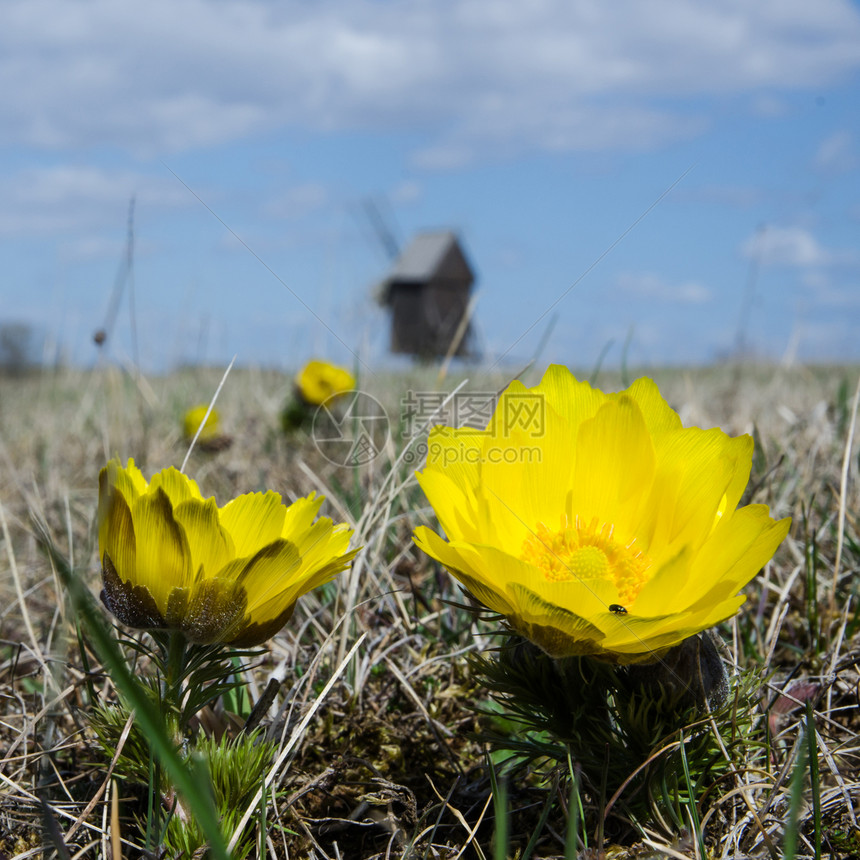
[33,518,232,860]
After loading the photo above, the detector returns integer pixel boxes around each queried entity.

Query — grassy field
[1,361,859,858]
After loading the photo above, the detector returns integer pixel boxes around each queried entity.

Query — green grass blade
[678,729,705,859]
[806,701,821,860]
[258,777,268,860]
[492,778,508,860]
[34,519,232,860]
[521,775,558,860]
[783,732,808,860]
[74,619,96,706]
[486,752,508,860]
[566,749,581,860]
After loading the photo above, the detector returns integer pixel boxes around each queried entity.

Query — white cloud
[413,103,707,168]
[0,0,858,161]
[264,183,329,219]
[741,225,834,266]
[0,165,191,237]
[749,95,792,118]
[616,271,712,304]
[814,130,857,173]
[390,180,422,205]
[673,183,764,208]
[799,270,860,307]
[56,235,124,263]
[785,319,860,360]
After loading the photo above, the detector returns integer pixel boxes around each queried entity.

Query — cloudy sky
[2,0,859,371]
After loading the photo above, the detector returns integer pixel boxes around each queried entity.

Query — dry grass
[1,361,859,858]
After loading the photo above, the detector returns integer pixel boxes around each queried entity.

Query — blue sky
[2,0,859,372]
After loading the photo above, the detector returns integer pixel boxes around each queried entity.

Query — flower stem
[163,630,188,740]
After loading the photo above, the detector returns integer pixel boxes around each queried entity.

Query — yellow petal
[415,468,482,543]
[414,526,517,617]
[99,458,146,513]
[288,519,353,573]
[477,405,574,550]
[149,467,204,504]
[635,426,739,560]
[682,507,791,608]
[129,488,194,614]
[507,583,608,658]
[118,458,148,496]
[245,542,356,624]
[218,539,301,618]
[173,497,235,580]
[281,494,325,540]
[536,365,605,430]
[219,491,287,557]
[423,427,484,496]
[98,471,137,584]
[615,377,682,437]
[624,546,693,617]
[568,396,656,531]
[602,593,746,661]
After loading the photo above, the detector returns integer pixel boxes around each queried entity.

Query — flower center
[520,516,652,605]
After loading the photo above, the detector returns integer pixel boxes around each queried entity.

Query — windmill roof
[385,231,461,281]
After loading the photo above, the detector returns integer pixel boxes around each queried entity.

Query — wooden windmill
[377,231,477,359]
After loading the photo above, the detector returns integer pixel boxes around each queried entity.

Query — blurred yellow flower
[98,458,357,646]
[414,366,790,663]
[183,405,221,442]
[296,360,355,406]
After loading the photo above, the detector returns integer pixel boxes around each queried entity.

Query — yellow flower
[183,405,221,442]
[98,458,357,646]
[414,366,790,663]
[296,360,355,406]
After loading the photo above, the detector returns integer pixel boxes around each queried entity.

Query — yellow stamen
[521,516,652,605]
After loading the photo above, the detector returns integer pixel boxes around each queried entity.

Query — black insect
[608,604,628,615]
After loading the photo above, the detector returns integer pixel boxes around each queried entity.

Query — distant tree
[0,322,36,376]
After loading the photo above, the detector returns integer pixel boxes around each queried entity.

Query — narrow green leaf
[678,729,705,859]
[566,749,581,860]
[784,733,808,860]
[34,520,232,860]
[806,701,821,860]
[487,752,508,860]
[521,774,558,860]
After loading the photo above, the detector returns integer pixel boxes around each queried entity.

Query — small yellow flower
[296,360,355,406]
[414,366,790,663]
[98,458,357,646]
[183,405,221,442]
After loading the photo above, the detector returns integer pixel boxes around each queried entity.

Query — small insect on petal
[609,604,628,615]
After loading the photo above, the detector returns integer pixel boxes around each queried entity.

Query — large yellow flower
[98,458,357,646]
[414,366,790,663]
[296,360,355,406]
